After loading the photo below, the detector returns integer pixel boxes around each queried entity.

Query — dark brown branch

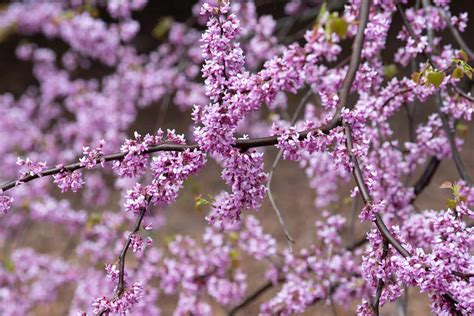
[228,278,284,316]
[0,122,340,193]
[436,92,473,186]
[396,2,473,186]
[439,9,474,60]
[344,2,464,314]
[97,195,151,315]
[452,85,474,102]
[412,157,441,198]
[331,0,371,124]
[372,239,389,315]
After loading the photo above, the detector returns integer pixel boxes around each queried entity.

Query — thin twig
[267,88,313,251]
[228,279,283,316]
[453,84,474,102]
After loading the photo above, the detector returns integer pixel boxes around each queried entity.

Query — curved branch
[412,157,441,198]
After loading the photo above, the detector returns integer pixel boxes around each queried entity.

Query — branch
[228,278,284,316]
[0,122,340,193]
[439,9,474,60]
[412,157,441,198]
[331,0,371,124]
[371,239,389,315]
[435,94,472,185]
[343,2,465,314]
[97,195,151,315]
[396,2,473,186]
[452,84,474,102]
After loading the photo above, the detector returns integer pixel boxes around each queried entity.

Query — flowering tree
[0,0,473,314]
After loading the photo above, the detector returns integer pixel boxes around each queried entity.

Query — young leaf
[440,181,453,189]
[411,71,421,83]
[446,199,457,209]
[329,16,348,38]
[228,232,239,242]
[426,71,445,88]
[456,122,469,137]
[383,64,398,79]
[452,67,464,79]
[152,17,174,40]
[194,194,210,212]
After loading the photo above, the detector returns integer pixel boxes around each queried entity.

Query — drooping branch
[341,1,467,314]
[228,278,284,316]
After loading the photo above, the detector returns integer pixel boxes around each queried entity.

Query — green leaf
[329,16,348,38]
[456,122,469,137]
[228,232,239,242]
[383,64,398,79]
[3,257,15,272]
[152,17,174,40]
[452,67,464,79]
[452,183,461,200]
[446,199,457,209]
[426,71,445,88]
[315,1,327,26]
[229,249,240,268]
[194,194,210,212]
[86,213,102,228]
